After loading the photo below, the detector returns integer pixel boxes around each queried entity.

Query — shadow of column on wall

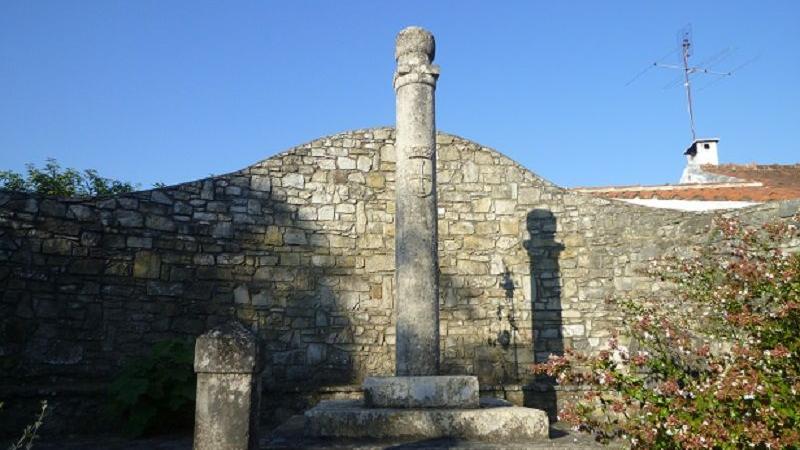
[499,268,520,381]
[523,209,564,421]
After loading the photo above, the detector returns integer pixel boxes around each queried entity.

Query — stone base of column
[304,397,549,442]
[302,375,549,443]
[363,375,479,408]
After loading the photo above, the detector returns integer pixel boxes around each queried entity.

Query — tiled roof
[703,164,800,190]
[573,164,800,202]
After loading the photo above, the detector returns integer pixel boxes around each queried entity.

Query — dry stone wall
[1,127,798,430]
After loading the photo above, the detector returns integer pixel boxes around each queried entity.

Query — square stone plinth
[363,375,479,408]
[304,398,550,442]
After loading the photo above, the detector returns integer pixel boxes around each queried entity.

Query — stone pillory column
[393,26,441,376]
[301,28,550,443]
[193,322,262,450]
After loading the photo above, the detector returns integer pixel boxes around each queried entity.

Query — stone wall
[1,127,798,432]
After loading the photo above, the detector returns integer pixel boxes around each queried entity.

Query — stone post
[193,321,262,450]
[393,26,441,376]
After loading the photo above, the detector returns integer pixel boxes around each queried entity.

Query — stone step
[363,375,479,408]
[304,398,549,442]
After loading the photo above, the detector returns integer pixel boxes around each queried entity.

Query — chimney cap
[684,138,720,156]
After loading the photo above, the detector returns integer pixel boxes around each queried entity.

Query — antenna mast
[679,31,697,141]
[647,25,735,141]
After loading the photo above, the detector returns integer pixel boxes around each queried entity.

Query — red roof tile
[573,164,800,202]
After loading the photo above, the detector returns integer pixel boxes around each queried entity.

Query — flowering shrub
[534,213,800,449]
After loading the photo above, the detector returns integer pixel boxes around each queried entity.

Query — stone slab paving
[23,422,624,449]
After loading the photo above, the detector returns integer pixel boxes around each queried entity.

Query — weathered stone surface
[115,209,143,227]
[194,321,262,450]
[194,321,260,374]
[394,26,441,377]
[304,399,549,442]
[364,375,479,408]
[68,204,96,222]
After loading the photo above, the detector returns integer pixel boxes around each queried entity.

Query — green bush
[108,339,196,437]
[0,158,136,197]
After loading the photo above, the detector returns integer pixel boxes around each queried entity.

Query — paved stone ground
[22,419,624,449]
[23,424,619,449]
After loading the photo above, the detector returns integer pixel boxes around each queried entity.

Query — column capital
[394,27,439,90]
[393,63,440,90]
[395,26,435,64]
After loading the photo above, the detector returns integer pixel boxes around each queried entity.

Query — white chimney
[680,138,720,183]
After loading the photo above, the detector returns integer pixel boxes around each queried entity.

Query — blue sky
[1,1,797,188]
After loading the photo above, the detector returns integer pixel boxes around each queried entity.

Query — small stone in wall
[473,197,492,213]
[499,218,519,235]
[357,156,372,172]
[146,215,176,232]
[252,291,269,307]
[494,200,516,215]
[69,259,105,275]
[307,344,326,365]
[234,285,250,304]
[22,198,38,213]
[194,254,215,265]
[68,205,96,222]
[134,251,161,279]
[450,222,475,235]
[462,161,479,183]
[150,191,172,204]
[264,226,283,246]
[250,176,271,192]
[318,205,335,221]
[127,236,152,248]
[40,199,67,217]
[201,181,214,200]
[366,173,385,189]
[283,173,305,189]
[496,236,519,250]
[211,222,233,238]
[456,259,488,275]
[115,210,143,227]
[336,204,355,214]
[365,255,392,273]
[312,255,336,267]
[80,231,101,247]
[147,281,183,297]
[336,157,356,170]
[562,324,585,338]
[284,229,307,246]
[224,186,242,196]
[42,238,73,255]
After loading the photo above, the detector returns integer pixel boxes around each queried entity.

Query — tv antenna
[626,24,755,142]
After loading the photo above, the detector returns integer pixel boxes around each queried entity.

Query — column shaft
[393,27,440,376]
